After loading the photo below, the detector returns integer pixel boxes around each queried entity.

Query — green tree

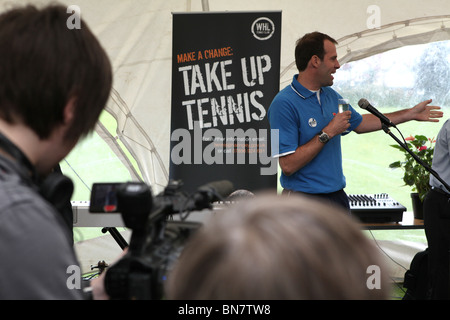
[413,41,450,106]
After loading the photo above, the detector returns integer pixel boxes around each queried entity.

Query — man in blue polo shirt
[268,32,443,211]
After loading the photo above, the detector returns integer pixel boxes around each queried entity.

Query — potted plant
[388,134,435,219]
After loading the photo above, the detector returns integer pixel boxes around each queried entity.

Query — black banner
[170,11,281,194]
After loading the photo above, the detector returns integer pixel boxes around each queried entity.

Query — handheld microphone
[358,98,396,127]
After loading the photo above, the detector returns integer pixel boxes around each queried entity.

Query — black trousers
[423,188,450,299]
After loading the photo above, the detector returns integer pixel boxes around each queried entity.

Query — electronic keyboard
[348,193,406,223]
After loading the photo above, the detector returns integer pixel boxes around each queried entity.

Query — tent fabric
[1,0,450,194]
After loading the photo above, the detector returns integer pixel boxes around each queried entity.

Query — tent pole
[201,0,209,11]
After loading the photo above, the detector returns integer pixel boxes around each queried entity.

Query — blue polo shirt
[268,75,362,194]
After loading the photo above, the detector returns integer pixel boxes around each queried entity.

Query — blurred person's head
[226,189,254,202]
[0,3,112,174]
[165,193,389,300]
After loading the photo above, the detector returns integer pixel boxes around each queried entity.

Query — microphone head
[358,98,370,109]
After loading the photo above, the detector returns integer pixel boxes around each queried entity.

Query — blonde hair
[165,193,389,300]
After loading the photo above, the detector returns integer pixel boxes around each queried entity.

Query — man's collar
[290,74,322,99]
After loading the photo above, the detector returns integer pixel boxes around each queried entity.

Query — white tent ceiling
[3,0,450,194]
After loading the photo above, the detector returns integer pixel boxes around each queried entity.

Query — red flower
[389,134,436,201]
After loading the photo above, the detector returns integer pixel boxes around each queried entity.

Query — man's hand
[90,247,129,300]
[410,99,443,122]
[325,110,351,137]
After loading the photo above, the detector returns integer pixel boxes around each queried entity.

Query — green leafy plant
[389,134,435,201]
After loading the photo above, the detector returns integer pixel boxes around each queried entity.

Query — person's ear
[310,55,321,68]
[63,97,77,125]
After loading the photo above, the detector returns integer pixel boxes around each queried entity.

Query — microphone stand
[381,123,450,193]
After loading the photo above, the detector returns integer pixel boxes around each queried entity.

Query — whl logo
[251,17,275,41]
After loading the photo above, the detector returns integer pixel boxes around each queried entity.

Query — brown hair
[165,193,389,300]
[0,4,112,141]
[295,31,338,72]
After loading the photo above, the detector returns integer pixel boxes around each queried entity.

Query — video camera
[89,179,234,300]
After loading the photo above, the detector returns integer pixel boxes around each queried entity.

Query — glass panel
[334,40,450,211]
